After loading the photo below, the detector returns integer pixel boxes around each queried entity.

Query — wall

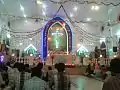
[1,18,119,56]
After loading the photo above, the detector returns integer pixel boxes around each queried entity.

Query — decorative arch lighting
[24,44,37,52]
[77,45,88,53]
[42,17,72,59]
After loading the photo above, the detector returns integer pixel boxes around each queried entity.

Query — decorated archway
[41,17,72,59]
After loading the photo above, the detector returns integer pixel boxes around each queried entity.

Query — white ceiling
[0,0,120,21]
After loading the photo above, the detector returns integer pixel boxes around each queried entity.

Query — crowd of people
[0,57,71,90]
[85,57,120,90]
[1,56,120,90]
[85,59,111,80]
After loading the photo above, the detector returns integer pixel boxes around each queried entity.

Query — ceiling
[0,0,120,21]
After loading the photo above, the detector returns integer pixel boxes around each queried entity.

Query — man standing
[23,67,49,90]
[102,58,120,90]
[50,63,71,90]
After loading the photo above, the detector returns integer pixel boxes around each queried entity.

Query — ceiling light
[73,6,78,11]
[20,4,24,11]
[82,23,84,25]
[86,18,91,21]
[94,6,99,10]
[37,0,42,5]
[91,5,99,11]
[42,4,47,8]
[70,13,73,17]
[23,14,26,18]
[91,6,95,10]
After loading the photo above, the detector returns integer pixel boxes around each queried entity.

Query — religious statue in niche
[94,46,100,58]
[100,42,106,58]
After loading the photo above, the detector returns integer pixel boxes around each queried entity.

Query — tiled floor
[71,75,103,90]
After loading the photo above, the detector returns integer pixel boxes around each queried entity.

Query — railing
[11,57,30,64]
[11,57,112,66]
[93,58,111,66]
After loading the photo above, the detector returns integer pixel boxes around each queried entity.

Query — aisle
[70,75,103,90]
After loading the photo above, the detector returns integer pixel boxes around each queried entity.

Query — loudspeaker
[16,50,20,57]
[113,47,117,52]
[8,21,10,28]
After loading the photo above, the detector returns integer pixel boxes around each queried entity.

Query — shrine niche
[41,17,72,59]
